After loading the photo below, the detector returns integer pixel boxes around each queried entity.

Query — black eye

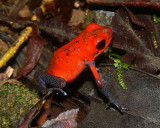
[96,39,106,49]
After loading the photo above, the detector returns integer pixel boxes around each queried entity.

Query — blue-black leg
[98,86,127,112]
[88,61,127,112]
[38,72,67,96]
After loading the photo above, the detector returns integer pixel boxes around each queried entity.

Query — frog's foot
[98,86,128,113]
[106,100,128,113]
[49,88,67,96]
[38,72,66,95]
[41,87,67,96]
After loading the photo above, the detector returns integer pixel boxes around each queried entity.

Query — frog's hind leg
[38,72,67,96]
[88,61,127,112]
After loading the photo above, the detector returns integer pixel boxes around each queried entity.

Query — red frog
[39,23,127,112]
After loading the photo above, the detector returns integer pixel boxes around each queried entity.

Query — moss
[82,10,114,29]
[153,15,160,23]
[103,49,129,89]
[82,11,96,29]
[109,53,128,90]
[151,31,158,49]
[0,83,39,128]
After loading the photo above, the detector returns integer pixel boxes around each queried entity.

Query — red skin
[46,23,112,86]
[40,23,126,112]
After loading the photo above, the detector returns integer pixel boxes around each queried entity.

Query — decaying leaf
[121,5,145,28]
[44,0,75,23]
[0,13,79,43]
[110,7,160,73]
[42,109,79,128]
[15,89,90,127]
[87,0,160,8]
[0,39,9,54]
[38,16,79,42]
[0,66,18,85]
[15,25,44,79]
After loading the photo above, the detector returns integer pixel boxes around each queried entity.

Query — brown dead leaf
[0,66,16,85]
[42,109,79,128]
[110,7,160,73]
[0,79,23,86]
[0,73,8,85]
[15,25,44,79]
[69,8,86,26]
[87,0,160,8]
[0,39,9,54]
[15,90,90,127]
[19,5,31,18]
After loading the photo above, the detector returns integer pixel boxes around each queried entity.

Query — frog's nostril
[103,29,107,32]
[103,29,112,36]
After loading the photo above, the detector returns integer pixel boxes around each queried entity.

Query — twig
[0,0,52,69]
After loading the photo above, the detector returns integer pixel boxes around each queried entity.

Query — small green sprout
[151,31,158,49]
[153,15,160,23]
[109,53,128,89]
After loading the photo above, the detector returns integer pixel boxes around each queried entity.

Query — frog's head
[84,23,112,60]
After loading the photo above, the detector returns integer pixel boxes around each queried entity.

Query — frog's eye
[96,39,106,49]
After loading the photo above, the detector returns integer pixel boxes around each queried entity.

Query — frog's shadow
[64,67,95,96]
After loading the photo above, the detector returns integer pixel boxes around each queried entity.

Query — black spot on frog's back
[66,53,70,56]
[75,40,79,43]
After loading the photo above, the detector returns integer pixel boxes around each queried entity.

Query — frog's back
[46,23,112,82]
[46,38,86,83]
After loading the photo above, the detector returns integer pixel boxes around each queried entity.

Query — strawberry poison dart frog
[39,23,127,112]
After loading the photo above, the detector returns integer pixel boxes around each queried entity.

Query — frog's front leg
[88,61,127,112]
[38,72,67,96]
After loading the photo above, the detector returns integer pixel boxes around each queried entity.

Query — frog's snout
[103,28,112,38]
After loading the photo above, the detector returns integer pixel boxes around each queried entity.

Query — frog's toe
[119,106,128,112]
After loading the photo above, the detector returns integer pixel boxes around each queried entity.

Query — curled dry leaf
[121,5,145,28]
[1,79,23,85]
[15,25,44,79]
